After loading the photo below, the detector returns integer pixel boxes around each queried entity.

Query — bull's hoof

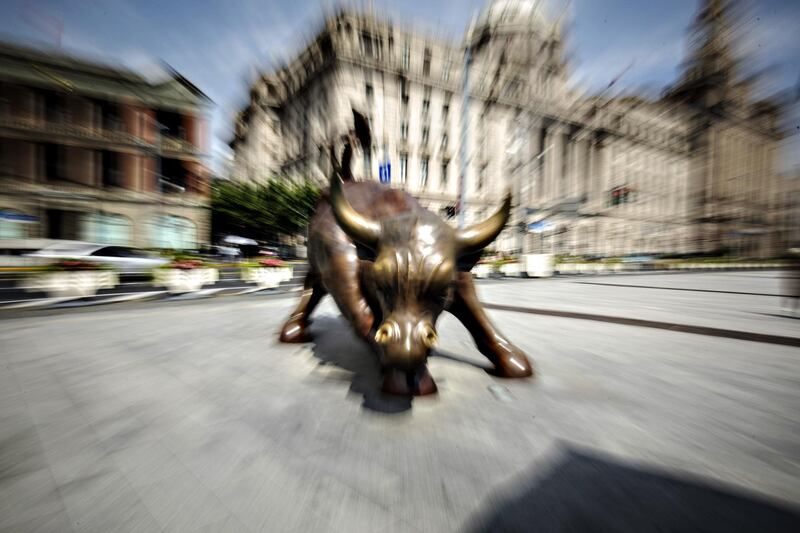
[279,318,311,343]
[382,366,438,396]
[487,349,534,379]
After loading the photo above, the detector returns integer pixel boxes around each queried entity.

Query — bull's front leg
[280,271,327,343]
[448,272,533,378]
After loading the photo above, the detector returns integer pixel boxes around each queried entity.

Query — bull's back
[308,182,422,273]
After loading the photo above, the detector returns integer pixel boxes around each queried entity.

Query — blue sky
[1,0,798,171]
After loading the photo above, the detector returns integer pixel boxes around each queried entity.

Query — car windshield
[91,247,149,258]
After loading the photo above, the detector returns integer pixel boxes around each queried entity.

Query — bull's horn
[330,173,381,249]
[455,190,512,256]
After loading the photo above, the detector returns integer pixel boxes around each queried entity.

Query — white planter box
[242,266,293,289]
[153,268,218,294]
[525,254,554,278]
[23,270,118,298]
[499,262,522,277]
[473,263,493,279]
[557,263,578,274]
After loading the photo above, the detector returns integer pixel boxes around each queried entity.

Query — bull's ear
[329,173,381,250]
[455,190,511,257]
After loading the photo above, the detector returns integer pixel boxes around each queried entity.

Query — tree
[211,179,321,243]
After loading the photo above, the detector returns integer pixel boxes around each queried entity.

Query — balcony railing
[160,135,202,156]
[0,116,205,157]
[0,116,151,148]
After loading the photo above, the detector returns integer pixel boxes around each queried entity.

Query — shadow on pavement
[465,445,800,533]
[431,348,492,371]
[756,312,800,321]
[308,315,412,414]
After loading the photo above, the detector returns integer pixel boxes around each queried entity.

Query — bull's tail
[330,109,372,183]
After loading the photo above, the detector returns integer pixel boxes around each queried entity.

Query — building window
[400,78,409,107]
[0,210,32,239]
[423,47,431,76]
[400,122,408,140]
[365,83,373,104]
[441,133,448,151]
[422,86,431,115]
[402,42,410,70]
[421,126,429,145]
[443,60,451,82]
[609,185,633,206]
[399,153,408,184]
[442,103,450,118]
[150,215,196,249]
[360,32,375,58]
[101,150,122,187]
[478,174,484,191]
[441,160,449,188]
[81,213,131,245]
[420,157,429,188]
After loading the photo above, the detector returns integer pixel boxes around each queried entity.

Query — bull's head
[330,174,510,370]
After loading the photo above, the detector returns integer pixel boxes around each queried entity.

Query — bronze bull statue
[280,117,533,396]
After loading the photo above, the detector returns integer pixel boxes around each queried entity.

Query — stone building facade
[0,41,211,249]
[230,0,784,257]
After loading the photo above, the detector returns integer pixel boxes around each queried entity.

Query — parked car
[27,242,169,274]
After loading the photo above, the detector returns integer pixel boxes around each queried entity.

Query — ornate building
[0,41,211,248]
[230,0,784,257]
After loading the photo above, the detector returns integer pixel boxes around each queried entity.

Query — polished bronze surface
[280,112,533,396]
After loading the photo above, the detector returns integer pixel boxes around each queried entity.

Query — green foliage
[211,179,321,242]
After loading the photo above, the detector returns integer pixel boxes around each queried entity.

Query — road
[1,272,799,532]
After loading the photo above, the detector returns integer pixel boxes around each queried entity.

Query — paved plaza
[1,272,799,532]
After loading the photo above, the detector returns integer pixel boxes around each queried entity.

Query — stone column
[140,109,157,144]
[121,153,139,190]
[592,136,608,211]
[587,137,597,208]
[574,136,588,202]
[527,119,542,206]
[546,125,565,204]
[122,104,140,138]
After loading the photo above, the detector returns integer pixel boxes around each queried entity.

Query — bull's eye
[416,322,438,348]
[374,321,400,344]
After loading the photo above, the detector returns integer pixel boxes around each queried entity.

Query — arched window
[150,215,196,250]
[81,213,131,245]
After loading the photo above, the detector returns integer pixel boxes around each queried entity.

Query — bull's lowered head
[329,173,511,370]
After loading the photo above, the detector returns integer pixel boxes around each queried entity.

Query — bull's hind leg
[448,272,533,378]
[279,272,326,343]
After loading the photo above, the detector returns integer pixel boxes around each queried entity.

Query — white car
[27,242,169,274]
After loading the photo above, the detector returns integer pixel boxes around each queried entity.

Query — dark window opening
[360,32,376,58]
[156,109,184,139]
[160,158,186,192]
[423,48,431,76]
[101,150,122,187]
[96,100,122,131]
[43,143,65,181]
[46,209,80,240]
[43,91,68,123]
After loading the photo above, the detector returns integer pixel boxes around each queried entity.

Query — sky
[1,0,798,172]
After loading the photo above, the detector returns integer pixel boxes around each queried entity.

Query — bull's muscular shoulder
[336,182,422,220]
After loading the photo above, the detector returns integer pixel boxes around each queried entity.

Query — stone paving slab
[0,274,799,532]
[479,271,799,339]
